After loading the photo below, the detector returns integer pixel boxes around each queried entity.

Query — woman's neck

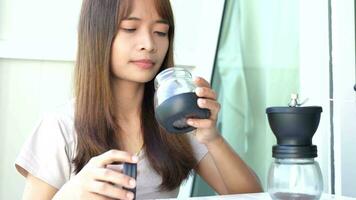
[112,78,145,122]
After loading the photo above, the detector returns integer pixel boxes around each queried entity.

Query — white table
[163,193,356,200]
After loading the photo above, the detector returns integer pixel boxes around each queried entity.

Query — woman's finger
[88,180,134,200]
[90,150,138,167]
[91,168,136,189]
[106,163,123,172]
[197,98,220,120]
[195,87,217,100]
[84,193,114,200]
[187,118,216,129]
[194,76,211,88]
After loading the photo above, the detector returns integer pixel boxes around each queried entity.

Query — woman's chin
[113,75,156,84]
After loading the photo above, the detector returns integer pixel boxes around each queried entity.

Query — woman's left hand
[187,76,221,145]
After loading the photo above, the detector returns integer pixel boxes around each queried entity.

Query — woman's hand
[53,150,138,200]
[187,76,222,145]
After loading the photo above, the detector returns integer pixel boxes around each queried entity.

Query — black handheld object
[155,92,210,134]
[123,163,137,199]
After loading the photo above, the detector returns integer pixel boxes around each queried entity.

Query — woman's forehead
[123,0,168,22]
[129,0,161,18]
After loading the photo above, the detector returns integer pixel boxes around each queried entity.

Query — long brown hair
[73,0,197,190]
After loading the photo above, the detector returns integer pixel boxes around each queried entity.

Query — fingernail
[127,192,134,199]
[129,179,136,187]
[132,156,139,162]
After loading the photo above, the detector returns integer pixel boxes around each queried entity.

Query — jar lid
[272,145,318,158]
[266,106,322,114]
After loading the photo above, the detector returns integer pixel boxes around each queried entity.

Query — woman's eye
[155,31,168,37]
[121,28,136,33]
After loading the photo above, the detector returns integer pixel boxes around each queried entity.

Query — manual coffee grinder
[266,94,324,200]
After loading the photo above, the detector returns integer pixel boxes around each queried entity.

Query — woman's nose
[137,31,156,53]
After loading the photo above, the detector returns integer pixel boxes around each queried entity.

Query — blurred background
[0,0,355,199]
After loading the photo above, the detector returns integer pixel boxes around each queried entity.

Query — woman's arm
[22,174,58,200]
[20,150,138,200]
[195,136,263,194]
[194,152,228,194]
[188,77,263,194]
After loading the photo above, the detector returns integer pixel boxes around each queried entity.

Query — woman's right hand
[53,150,138,200]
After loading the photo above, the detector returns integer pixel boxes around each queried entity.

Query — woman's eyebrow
[123,17,169,25]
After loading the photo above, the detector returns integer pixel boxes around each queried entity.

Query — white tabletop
[163,193,356,200]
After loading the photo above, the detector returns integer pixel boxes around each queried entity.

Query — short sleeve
[15,113,72,189]
[186,132,209,165]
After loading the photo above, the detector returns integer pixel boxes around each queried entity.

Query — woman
[15,0,262,199]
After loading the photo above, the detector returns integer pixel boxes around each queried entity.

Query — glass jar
[267,158,323,200]
[154,67,196,106]
[154,67,210,134]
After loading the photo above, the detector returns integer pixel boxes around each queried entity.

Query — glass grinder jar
[154,66,210,134]
[268,158,323,200]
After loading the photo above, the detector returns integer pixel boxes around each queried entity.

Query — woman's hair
[73,0,197,190]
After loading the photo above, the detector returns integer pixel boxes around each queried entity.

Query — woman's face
[111,0,170,83]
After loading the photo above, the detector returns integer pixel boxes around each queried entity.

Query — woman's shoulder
[15,98,77,189]
[48,98,75,120]
[39,98,76,143]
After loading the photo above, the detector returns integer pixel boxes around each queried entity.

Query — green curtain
[192,0,300,196]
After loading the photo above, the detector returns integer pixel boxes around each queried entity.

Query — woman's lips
[131,59,155,69]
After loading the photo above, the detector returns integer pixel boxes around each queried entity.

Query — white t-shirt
[15,100,208,199]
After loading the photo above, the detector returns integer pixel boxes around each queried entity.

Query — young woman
[15,0,262,199]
